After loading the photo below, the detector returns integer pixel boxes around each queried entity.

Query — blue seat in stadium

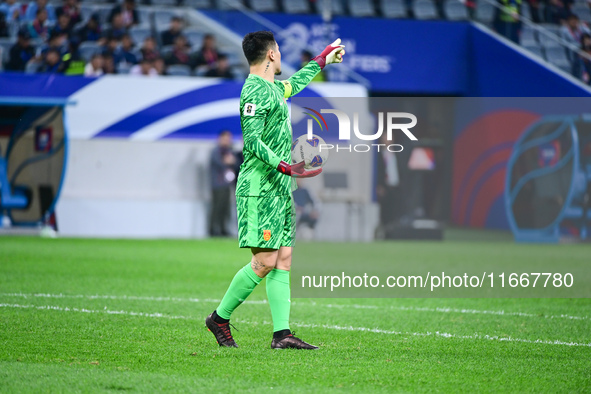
[154,10,181,29]
[444,0,469,20]
[413,0,438,19]
[519,27,538,46]
[184,0,212,7]
[167,64,192,76]
[79,4,96,22]
[381,0,407,18]
[93,5,112,24]
[136,7,154,29]
[544,46,570,69]
[475,1,494,24]
[282,0,310,14]
[524,44,544,59]
[314,0,346,16]
[215,0,244,10]
[129,26,152,46]
[0,157,28,210]
[572,4,591,23]
[184,29,205,47]
[152,0,177,5]
[250,0,278,12]
[79,41,101,62]
[348,0,376,17]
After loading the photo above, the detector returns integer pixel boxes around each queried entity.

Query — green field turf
[1,235,590,392]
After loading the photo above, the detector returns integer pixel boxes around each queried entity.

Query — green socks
[216,262,262,320]
[266,268,291,332]
[215,264,291,333]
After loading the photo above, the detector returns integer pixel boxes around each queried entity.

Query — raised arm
[275,38,346,99]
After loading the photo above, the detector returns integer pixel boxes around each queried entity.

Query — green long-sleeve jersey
[236,60,321,197]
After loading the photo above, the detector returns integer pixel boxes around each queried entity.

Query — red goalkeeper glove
[312,38,346,70]
[277,161,322,178]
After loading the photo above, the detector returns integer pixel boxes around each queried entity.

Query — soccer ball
[291,134,329,169]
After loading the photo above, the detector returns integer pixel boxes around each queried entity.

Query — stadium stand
[381,0,408,19]
[1,0,591,83]
[413,0,439,20]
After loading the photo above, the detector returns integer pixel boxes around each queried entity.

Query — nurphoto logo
[304,108,418,152]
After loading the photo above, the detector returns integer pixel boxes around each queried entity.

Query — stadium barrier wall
[0,73,376,238]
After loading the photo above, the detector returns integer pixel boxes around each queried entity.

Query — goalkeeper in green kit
[206,31,345,349]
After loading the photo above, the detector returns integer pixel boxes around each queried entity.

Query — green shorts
[237,194,295,249]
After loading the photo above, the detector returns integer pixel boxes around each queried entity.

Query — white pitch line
[0,293,267,305]
[0,293,589,322]
[1,303,590,348]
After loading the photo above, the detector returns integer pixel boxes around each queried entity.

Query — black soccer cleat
[271,334,319,350]
[205,313,238,348]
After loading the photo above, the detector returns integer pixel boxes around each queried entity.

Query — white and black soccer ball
[291,134,328,169]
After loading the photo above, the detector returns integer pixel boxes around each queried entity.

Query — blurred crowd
[493,0,591,84]
[0,0,238,77]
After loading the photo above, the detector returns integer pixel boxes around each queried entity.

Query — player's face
[274,42,282,76]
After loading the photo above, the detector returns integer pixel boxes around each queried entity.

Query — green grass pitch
[1,235,590,392]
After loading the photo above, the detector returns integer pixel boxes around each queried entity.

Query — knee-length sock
[215,262,262,320]
[266,268,291,332]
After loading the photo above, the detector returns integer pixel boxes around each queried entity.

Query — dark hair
[242,31,276,65]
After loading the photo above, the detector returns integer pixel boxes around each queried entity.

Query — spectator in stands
[39,30,67,57]
[51,12,72,38]
[75,13,102,43]
[192,33,219,70]
[561,13,589,46]
[113,33,137,66]
[102,53,116,74]
[301,50,325,82]
[56,0,80,29]
[61,37,85,75]
[100,35,119,58]
[525,0,541,23]
[109,0,138,28]
[24,0,55,23]
[27,8,49,40]
[0,0,22,33]
[153,56,165,75]
[103,12,127,41]
[164,34,190,66]
[160,16,184,47]
[5,28,34,71]
[140,36,159,61]
[575,33,591,83]
[205,54,233,79]
[209,130,239,237]
[493,0,521,43]
[129,57,157,76]
[545,0,573,24]
[561,13,590,64]
[0,11,8,37]
[84,52,103,76]
[38,47,61,73]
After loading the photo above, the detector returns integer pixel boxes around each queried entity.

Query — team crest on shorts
[263,230,271,241]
